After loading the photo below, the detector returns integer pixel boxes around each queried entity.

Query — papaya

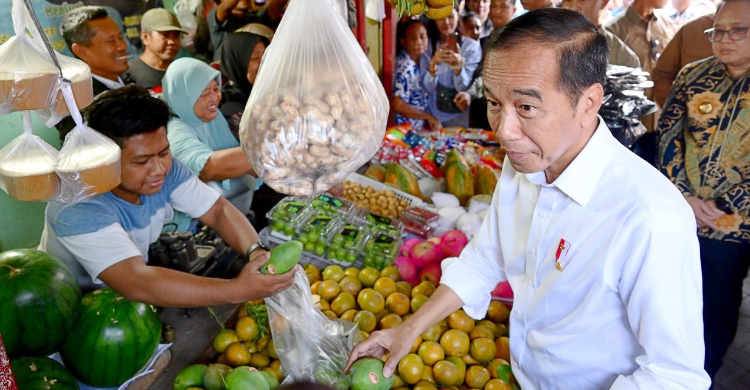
[445,161,475,207]
[441,149,469,174]
[261,241,303,274]
[474,165,498,195]
[384,163,425,200]
[365,164,387,182]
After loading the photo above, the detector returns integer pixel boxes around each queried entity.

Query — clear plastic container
[266,196,312,239]
[310,193,353,216]
[352,210,403,237]
[326,224,370,265]
[363,231,401,270]
[296,210,342,256]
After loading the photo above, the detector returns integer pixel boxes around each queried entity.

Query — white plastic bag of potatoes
[239,0,389,197]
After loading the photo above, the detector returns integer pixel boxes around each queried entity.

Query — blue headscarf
[162,58,239,190]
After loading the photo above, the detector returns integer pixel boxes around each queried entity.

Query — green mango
[174,364,207,390]
[204,363,232,390]
[225,366,270,390]
[258,370,280,389]
[260,241,303,275]
[348,358,394,390]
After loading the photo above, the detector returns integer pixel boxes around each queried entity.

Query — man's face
[483,46,591,176]
[490,0,516,29]
[462,16,482,41]
[712,1,750,69]
[74,17,128,79]
[142,30,180,62]
[520,0,551,11]
[468,0,492,20]
[561,0,605,26]
[112,127,172,203]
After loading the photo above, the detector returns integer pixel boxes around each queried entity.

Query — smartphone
[446,32,458,49]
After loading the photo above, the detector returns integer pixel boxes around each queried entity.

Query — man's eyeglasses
[704,27,749,42]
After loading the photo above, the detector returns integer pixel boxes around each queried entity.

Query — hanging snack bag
[0,0,60,113]
[39,52,94,127]
[56,84,121,203]
[240,0,389,197]
[0,112,60,202]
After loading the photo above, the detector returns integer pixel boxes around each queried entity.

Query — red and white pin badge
[555,239,571,271]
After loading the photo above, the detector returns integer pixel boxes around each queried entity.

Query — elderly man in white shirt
[346,8,710,390]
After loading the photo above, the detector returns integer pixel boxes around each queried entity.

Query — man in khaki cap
[126,8,186,89]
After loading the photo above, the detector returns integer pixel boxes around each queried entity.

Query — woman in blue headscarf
[163,57,257,230]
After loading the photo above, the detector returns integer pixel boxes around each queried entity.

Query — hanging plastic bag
[37,52,94,128]
[240,0,389,197]
[0,0,60,114]
[265,271,362,388]
[0,112,60,202]
[600,65,657,148]
[55,83,121,204]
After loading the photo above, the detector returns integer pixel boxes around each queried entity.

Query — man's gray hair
[61,6,109,49]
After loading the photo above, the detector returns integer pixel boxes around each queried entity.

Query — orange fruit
[418,341,445,366]
[421,323,443,342]
[316,299,330,311]
[243,339,257,353]
[487,301,510,324]
[266,339,278,359]
[412,281,436,297]
[255,332,270,352]
[358,267,380,287]
[485,378,513,390]
[310,280,322,295]
[224,342,251,367]
[488,358,511,380]
[358,288,385,313]
[379,313,403,329]
[340,309,357,322]
[470,325,495,340]
[381,265,401,281]
[235,316,260,341]
[470,338,497,363]
[217,353,229,365]
[375,309,390,321]
[413,380,438,390]
[495,337,510,361]
[305,264,321,281]
[496,323,509,337]
[411,294,429,313]
[262,366,282,382]
[425,4,452,19]
[398,353,424,384]
[353,310,378,333]
[249,352,270,368]
[433,360,460,386]
[465,365,491,389]
[270,359,282,372]
[318,279,341,301]
[427,0,453,6]
[386,292,411,316]
[213,329,240,353]
[390,373,406,388]
[476,320,500,338]
[410,335,423,353]
[448,310,475,333]
[331,292,356,316]
[441,329,470,357]
[323,310,337,319]
[345,267,359,279]
[445,356,466,386]
[374,277,398,297]
[359,330,370,340]
[322,265,345,282]
[339,276,362,296]
[396,281,414,298]
[437,320,449,335]
[421,365,435,383]
[462,353,480,365]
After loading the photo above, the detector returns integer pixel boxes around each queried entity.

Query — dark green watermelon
[11,356,80,390]
[59,289,161,388]
[0,249,81,357]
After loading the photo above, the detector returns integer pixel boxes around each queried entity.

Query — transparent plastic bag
[0,0,60,114]
[0,112,60,202]
[239,0,389,197]
[37,52,93,128]
[266,271,362,388]
[600,65,658,149]
[55,84,121,204]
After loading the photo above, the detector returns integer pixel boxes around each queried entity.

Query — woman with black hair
[421,6,482,127]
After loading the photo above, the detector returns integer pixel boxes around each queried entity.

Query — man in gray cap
[126,8,186,89]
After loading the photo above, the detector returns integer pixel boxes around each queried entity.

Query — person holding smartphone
[421,5,482,127]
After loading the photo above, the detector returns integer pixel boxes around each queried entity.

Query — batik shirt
[394,51,430,131]
[658,57,750,243]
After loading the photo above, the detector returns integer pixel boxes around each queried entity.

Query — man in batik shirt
[657,0,750,382]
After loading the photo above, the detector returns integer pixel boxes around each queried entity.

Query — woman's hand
[426,115,443,131]
[454,92,471,111]
[685,196,724,230]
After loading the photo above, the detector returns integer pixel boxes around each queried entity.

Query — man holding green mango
[39,85,299,308]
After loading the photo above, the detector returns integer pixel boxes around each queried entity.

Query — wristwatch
[714,197,734,215]
[245,241,270,260]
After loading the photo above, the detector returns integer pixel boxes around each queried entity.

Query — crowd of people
[40,0,750,388]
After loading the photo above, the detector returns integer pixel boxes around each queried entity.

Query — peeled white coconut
[432,192,460,209]
[457,212,483,240]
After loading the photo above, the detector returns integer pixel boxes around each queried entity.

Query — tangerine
[374,277,398,297]
[495,337,510,361]
[484,378,513,390]
[316,299,330,311]
[339,276,363,296]
[397,353,424,385]
[487,301,509,323]
[249,352,270,368]
[310,280,322,295]
[445,356,466,386]
[379,313,403,329]
[448,309,475,333]
[386,292,411,316]
[224,342,251,367]
[323,310,338,319]
[411,335,423,353]
[235,316,260,341]
[411,294,430,313]
[213,329,240,353]
[358,267,380,287]
[433,360,460,386]
[441,329,471,357]
[396,281,414,298]
[470,338,497,363]
[421,323,443,342]
[412,281,436,297]
[476,320,500,338]
[318,279,341,301]
[340,309,357,322]
[322,265,345,282]
[470,326,496,340]
[421,365,435,383]
[487,358,511,380]
[381,265,401,281]
[358,288,386,313]
[464,365,491,389]
[413,380,438,390]
[418,341,445,366]
[353,310,378,333]
[345,267,360,279]
[331,291,356,316]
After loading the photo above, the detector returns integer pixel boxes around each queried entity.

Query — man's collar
[626,5,656,24]
[524,117,615,206]
[92,74,125,91]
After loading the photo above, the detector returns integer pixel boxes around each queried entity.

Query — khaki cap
[140,8,186,33]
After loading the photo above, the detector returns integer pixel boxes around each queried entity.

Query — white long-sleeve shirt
[440,119,710,390]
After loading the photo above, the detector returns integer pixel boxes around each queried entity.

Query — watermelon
[10,356,80,390]
[59,289,161,388]
[0,249,81,357]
